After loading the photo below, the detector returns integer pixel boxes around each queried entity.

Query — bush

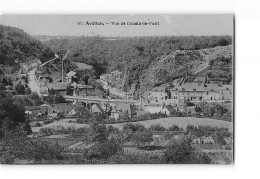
[149,124,166,131]
[164,138,211,164]
[1,128,64,164]
[35,122,42,127]
[130,131,153,147]
[83,140,122,160]
[122,123,145,133]
[39,127,55,136]
[168,125,181,132]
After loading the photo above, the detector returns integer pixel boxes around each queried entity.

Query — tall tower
[62,59,64,82]
[61,50,69,82]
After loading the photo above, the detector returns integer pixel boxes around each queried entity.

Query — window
[193,88,196,91]
[207,92,209,95]
[182,88,185,91]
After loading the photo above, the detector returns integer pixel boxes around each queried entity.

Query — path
[28,68,41,95]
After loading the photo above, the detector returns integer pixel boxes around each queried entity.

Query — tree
[122,123,145,133]
[149,124,166,131]
[45,89,66,104]
[83,140,122,160]
[15,83,26,95]
[164,138,211,164]
[130,131,153,147]
[1,127,63,164]
[0,95,31,138]
[86,114,107,143]
[168,125,181,131]
[24,87,31,95]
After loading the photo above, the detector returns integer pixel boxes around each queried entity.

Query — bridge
[63,95,139,106]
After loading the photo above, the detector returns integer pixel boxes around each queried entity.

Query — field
[31,119,89,133]
[31,117,233,133]
[108,117,233,131]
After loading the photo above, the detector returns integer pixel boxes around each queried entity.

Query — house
[25,108,48,121]
[136,110,150,116]
[110,103,136,120]
[66,71,77,82]
[47,113,58,119]
[143,104,162,114]
[219,85,232,101]
[168,83,221,107]
[90,104,104,114]
[13,78,27,88]
[146,86,169,105]
[75,62,93,70]
[151,134,165,146]
[25,105,50,118]
[69,82,94,96]
[20,58,41,73]
[100,74,110,82]
[224,137,232,145]
[47,82,70,96]
[192,137,201,144]
[40,86,49,96]
[201,136,215,144]
[160,105,175,116]
[193,76,206,83]
[51,103,76,116]
[202,84,220,101]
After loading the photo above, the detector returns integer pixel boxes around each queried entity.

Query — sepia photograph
[0,14,234,165]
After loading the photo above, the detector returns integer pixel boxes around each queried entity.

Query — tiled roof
[114,103,136,115]
[66,71,76,77]
[169,83,220,92]
[47,82,70,90]
[51,103,75,113]
[151,86,166,92]
[219,85,233,90]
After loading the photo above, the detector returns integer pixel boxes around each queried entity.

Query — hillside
[138,45,232,93]
[44,36,232,74]
[43,36,232,93]
[0,25,55,66]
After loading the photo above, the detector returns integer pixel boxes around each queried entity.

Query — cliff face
[118,45,232,95]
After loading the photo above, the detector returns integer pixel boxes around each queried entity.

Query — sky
[0,14,233,37]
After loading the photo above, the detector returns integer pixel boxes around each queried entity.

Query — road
[28,67,41,95]
[28,54,59,96]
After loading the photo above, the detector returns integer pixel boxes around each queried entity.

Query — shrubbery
[195,101,232,121]
[0,128,64,164]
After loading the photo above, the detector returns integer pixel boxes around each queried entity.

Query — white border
[1,0,260,179]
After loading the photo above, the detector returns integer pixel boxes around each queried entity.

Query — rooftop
[47,82,70,90]
[169,83,220,92]
[75,62,93,70]
[66,71,77,77]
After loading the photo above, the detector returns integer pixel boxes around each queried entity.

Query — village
[0,55,233,164]
[2,56,233,123]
